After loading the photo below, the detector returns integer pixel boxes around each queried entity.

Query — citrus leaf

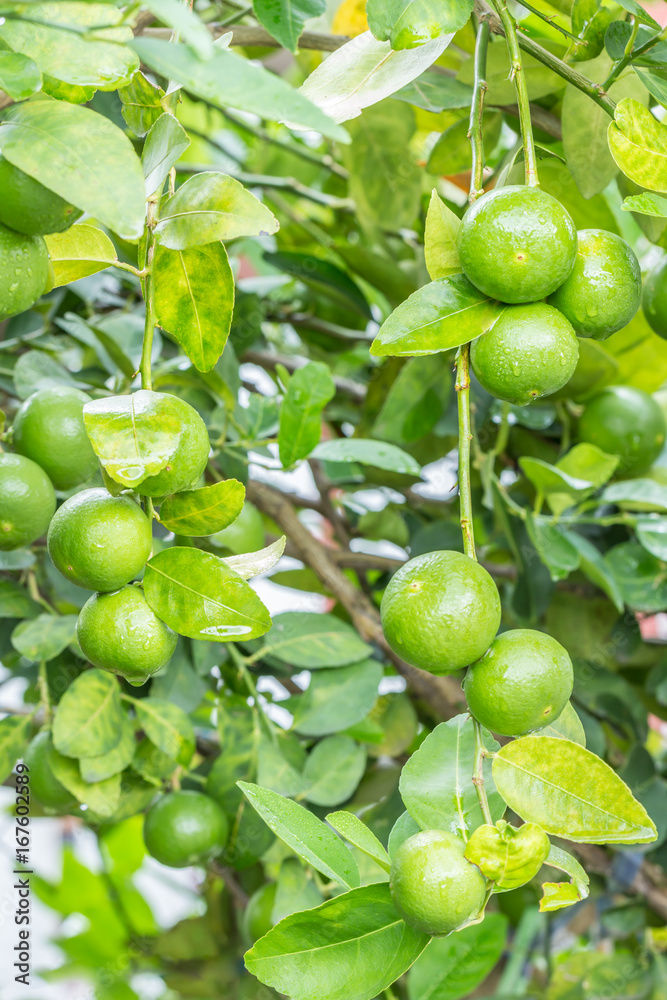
[143,547,272,642]
[0,98,145,240]
[265,251,371,318]
[302,735,367,807]
[222,536,287,580]
[602,478,667,511]
[154,172,278,249]
[566,532,624,612]
[133,698,195,766]
[140,0,214,60]
[464,821,550,890]
[47,746,121,818]
[605,541,667,612]
[153,241,234,373]
[142,112,190,198]
[52,669,123,759]
[249,611,372,668]
[238,781,360,888]
[253,0,325,52]
[370,275,502,358]
[0,50,41,100]
[367,0,473,50]
[244,883,428,1000]
[292,660,383,736]
[539,844,590,912]
[400,714,504,836]
[519,457,594,495]
[79,712,136,783]
[622,191,667,217]
[11,614,77,662]
[83,390,182,488]
[159,480,245,536]
[407,912,507,1000]
[614,0,660,28]
[0,580,41,619]
[534,701,586,746]
[424,189,462,280]
[635,516,667,559]
[325,811,391,872]
[608,98,667,194]
[44,225,117,287]
[312,438,420,474]
[279,362,335,467]
[0,716,32,784]
[492,736,658,844]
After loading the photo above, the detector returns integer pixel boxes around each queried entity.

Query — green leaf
[154,172,278,249]
[608,98,667,194]
[0,716,32,784]
[367,0,471,49]
[300,30,452,123]
[278,362,335,467]
[47,746,121,818]
[407,912,507,1000]
[132,37,348,142]
[153,241,235,373]
[622,191,667,216]
[83,390,182,488]
[634,67,667,108]
[394,70,474,112]
[140,0,214,60]
[635,517,667,560]
[302,735,367,807]
[52,669,123,759]
[118,71,165,137]
[0,580,40,619]
[527,516,581,582]
[44,225,117,287]
[79,712,136,783]
[251,611,373,668]
[238,781,360,888]
[464,821,550,890]
[11,614,77,662]
[0,50,41,100]
[566,532,625,612]
[143,547,272,642]
[325,811,391,872]
[292,660,383,736]
[492,736,658,844]
[159,480,245,536]
[370,275,502,358]
[265,251,371,318]
[605,541,667,612]
[614,0,660,28]
[519,456,594,496]
[424,189,461,280]
[222,537,287,580]
[602,478,667,511]
[534,701,586,746]
[253,0,326,52]
[0,98,145,240]
[245,882,428,1000]
[258,733,308,798]
[312,438,421,475]
[399,715,504,836]
[142,112,190,197]
[539,844,590,912]
[133,697,195,766]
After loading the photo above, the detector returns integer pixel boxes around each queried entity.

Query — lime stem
[139,201,158,391]
[468,16,490,202]
[490,0,539,186]
[456,344,477,561]
[603,17,640,89]
[472,718,494,825]
[38,660,51,725]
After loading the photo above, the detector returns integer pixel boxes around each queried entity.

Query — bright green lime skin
[0,452,56,550]
[464,629,574,737]
[0,221,49,321]
[13,387,98,490]
[457,186,577,304]
[390,830,486,936]
[643,259,667,339]
[77,586,177,685]
[381,550,501,675]
[578,386,666,476]
[210,501,265,553]
[547,229,641,340]
[243,882,277,942]
[143,790,229,868]
[470,303,579,406]
[24,730,76,811]
[47,487,153,591]
[0,157,82,236]
[135,395,210,497]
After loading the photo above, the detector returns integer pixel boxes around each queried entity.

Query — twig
[603,17,639,90]
[468,17,490,201]
[456,345,477,560]
[490,0,539,186]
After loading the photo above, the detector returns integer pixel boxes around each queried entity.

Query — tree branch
[570,843,667,923]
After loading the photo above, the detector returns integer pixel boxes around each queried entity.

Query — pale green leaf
[48,746,121,818]
[302,735,366,807]
[535,701,586,746]
[222,537,287,580]
[325,811,391,872]
[312,438,421,474]
[424,189,461,280]
[0,716,32,784]
[249,611,372,668]
[133,697,195,766]
[279,361,335,467]
[407,912,507,1000]
[367,0,472,49]
[79,712,136,783]
[0,51,41,100]
[45,225,117,287]
[292,660,383,736]
[52,669,123,759]
[11,614,77,662]
[159,480,245,536]
[608,98,667,194]
[140,0,214,59]
[253,0,325,52]
[142,112,190,197]
[539,844,590,912]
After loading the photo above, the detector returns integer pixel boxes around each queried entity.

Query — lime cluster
[457,186,642,406]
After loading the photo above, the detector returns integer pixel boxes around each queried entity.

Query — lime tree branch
[139,200,158,391]
[603,17,640,89]
[468,16,490,201]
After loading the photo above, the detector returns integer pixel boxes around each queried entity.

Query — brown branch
[570,843,667,923]
[210,861,249,908]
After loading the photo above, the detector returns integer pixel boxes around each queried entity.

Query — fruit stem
[139,200,159,392]
[38,660,51,725]
[472,717,494,825]
[603,17,640,90]
[455,344,477,561]
[469,17,491,202]
[489,0,539,187]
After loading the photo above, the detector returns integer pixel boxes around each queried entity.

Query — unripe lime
[134,395,210,498]
[470,303,578,406]
[209,501,264,553]
[48,488,152,591]
[0,157,82,236]
[77,586,177,686]
[0,452,55,550]
[464,629,573,736]
[24,730,76,811]
[243,883,278,942]
[13,387,98,490]
[381,550,500,675]
[643,258,667,338]
[143,790,229,868]
[548,229,641,340]
[390,829,486,935]
[578,386,666,476]
[0,221,49,320]
[457,186,577,303]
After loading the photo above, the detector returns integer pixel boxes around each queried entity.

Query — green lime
[0,221,49,320]
[578,386,666,476]
[643,258,667,339]
[547,229,641,340]
[0,157,82,236]
[470,303,578,406]
[77,586,177,686]
[243,883,277,942]
[13,387,98,491]
[143,790,229,868]
[135,395,210,498]
[0,452,55,550]
[24,730,76,811]
[464,629,573,736]
[390,829,486,935]
[48,487,153,591]
[209,501,265,553]
[381,550,501,675]
[457,185,577,303]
